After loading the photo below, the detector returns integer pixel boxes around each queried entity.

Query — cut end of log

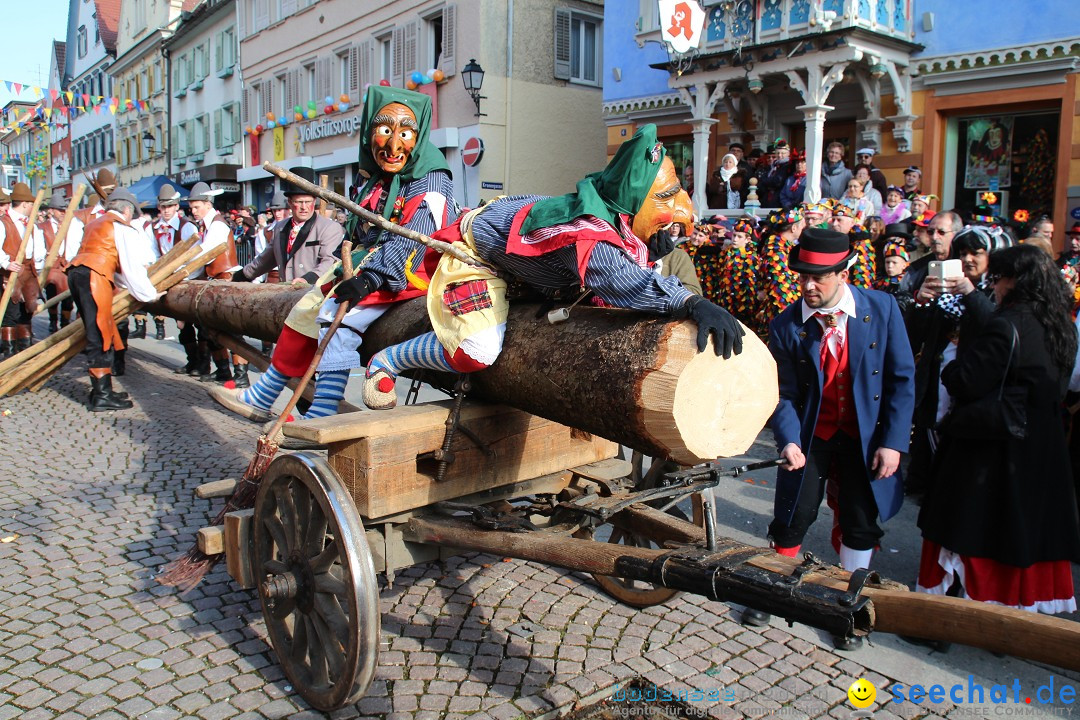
[641,320,777,465]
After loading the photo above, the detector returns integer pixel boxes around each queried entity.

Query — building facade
[163,0,243,205]
[235,0,606,210]
[65,0,120,187]
[49,40,74,197]
[604,0,1080,247]
[111,0,197,186]
[0,102,44,191]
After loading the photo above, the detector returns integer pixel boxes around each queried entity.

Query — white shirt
[189,207,239,278]
[800,282,857,361]
[152,214,198,259]
[45,215,85,262]
[109,211,160,302]
[1,209,49,271]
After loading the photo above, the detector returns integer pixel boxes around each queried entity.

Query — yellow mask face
[631,157,693,240]
[370,102,418,175]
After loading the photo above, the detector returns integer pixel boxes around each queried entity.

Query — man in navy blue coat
[744,227,915,650]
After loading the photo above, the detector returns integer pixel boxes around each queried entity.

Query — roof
[94,0,121,53]
[182,0,203,11]
[53,40,67,74]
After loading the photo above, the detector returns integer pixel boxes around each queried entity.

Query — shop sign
[297,114,363,144]
[481,181,503,190]
[211,182,241,193]
[179,168,204,184]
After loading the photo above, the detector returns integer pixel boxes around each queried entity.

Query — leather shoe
[741,608,771,627]
[833,635,864,652]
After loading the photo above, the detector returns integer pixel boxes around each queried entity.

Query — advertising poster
[964,116,1013,189]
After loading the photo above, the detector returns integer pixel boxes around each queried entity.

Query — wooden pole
[261,161,493,272]
[318,174,330,218]
[0,187,47,323]
[37,184,88,287]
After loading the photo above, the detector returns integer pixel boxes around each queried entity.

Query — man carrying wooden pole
[0,183,48,356]
[38,188,87,333]
[67,187,163,411]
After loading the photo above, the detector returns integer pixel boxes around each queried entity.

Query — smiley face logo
[848,678,876,709]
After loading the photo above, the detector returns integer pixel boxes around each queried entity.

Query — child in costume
[879,186,911,225]
[829,204,876,289]
[686,223,725,305]
[873,242,915,315]
[756,207,805,333]
[716,217,759,328]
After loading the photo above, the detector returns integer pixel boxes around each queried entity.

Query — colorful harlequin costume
[210,86,458,428]
[715,218,760,328]
[686,225,725,304]
[756,207,804,333]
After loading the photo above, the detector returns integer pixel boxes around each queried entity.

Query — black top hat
[283,166,318,197]
[1067,222,1080,236]
[788,227,857,274]
[882,222,913,241]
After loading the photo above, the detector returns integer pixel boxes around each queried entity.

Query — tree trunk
[150,281,779,464]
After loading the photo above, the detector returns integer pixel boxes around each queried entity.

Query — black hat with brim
[283,166,319,197]
[788,227,858,274]
[883,222,913,241]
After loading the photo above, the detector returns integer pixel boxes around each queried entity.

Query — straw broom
[0,188,46,324]
[158,239,358,591]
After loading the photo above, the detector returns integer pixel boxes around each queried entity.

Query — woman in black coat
[917,244,1080,613]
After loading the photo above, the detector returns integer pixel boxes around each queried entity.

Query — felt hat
[188,181,223,203]
[883,222,913,241]
[9,182,34,203]
[1066,222,1080,236]
[157,184,181,206]
[883,242,909,262]
[282,167,319,197]
[108,187,138,206]
[266,190,288,210]
[96,168,116,188]
[87,193,100,207]
[788,227,857,274]
[0,188,10,203]
[46,190,69,210]
[912,210,937,227]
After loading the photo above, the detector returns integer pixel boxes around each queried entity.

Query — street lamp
[462,59,486,118]
[142,130,162,158]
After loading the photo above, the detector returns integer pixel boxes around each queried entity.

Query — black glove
[333,272,380,306]
[231,269,248,282]
[685,296,744,359]
[647,229,676,263]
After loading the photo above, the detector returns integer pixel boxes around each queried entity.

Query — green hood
[356,86,450,221]
[520,124,667,235]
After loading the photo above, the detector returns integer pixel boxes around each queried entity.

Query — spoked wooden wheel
[577,451,706,608]
[253,452,380,711]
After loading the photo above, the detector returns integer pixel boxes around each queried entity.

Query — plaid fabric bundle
[443,280,494,316]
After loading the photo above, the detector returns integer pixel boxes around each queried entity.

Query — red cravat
[815,311,844,369]
[286,222,301,254]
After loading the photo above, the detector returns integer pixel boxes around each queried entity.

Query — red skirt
[917,540,1077,614]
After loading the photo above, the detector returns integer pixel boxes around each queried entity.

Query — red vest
[814,327,860,441]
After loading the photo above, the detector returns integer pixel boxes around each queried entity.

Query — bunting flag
[64,91,72,103]
[13,83,22,95]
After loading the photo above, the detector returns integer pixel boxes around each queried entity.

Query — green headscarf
[355,85,450,222]
[520,124,667,235]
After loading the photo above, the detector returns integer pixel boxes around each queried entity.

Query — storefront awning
[126,175,190,206]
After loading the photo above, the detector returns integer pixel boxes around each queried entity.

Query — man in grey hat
[254,190,290,284]
[67,187,161,411]
[233,168,341,287]
[180,181,246,385]
[152,184,197,340]
[40,190,84,333]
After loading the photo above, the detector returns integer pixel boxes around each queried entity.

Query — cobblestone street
[0,329,1076,720]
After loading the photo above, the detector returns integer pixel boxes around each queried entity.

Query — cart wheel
[577,452,706,608]
[253,452,380,711]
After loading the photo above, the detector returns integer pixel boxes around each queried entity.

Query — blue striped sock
[239,365,288,411]
[368,332,454,378]
[301,370,350,419]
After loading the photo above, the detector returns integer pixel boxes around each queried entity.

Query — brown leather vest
[1,214,21,258]
[204,217,239,280]
[70,214,123,280]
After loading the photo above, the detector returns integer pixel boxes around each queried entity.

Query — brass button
[872,369,879,375]
[874,394,880,401]
[869,342,877,349]
[799,331,807,339]
[863,315,871,323]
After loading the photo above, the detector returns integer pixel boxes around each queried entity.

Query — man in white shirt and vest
[40,190,85,333]
[152,184,197,340]
[0,183,48,354]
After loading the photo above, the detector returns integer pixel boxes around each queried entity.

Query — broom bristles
[157,436,279,590]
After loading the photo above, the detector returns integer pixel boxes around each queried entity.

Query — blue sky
[0,0,72,110]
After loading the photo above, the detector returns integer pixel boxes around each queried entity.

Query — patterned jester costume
[756,208,804,333]
[715,218,760,330]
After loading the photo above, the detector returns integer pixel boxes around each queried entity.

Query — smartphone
[929,259,963,280]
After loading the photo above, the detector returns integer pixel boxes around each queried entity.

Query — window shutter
[318,57,332,100]
[391,26,404,88]
[358,40,373,93]
[203,117,210,153]
[186,123,195,156]
[403,20,419,79]
[348,45,361,95]
[281,0,296,17]
[173,60,180,89]
[171,126,177,159]
[232,104,241,145]
[227,27,237,67]
[241,86,250,128]
[554,8,572,80]
[237,0,246,39]
[201,45,209,79]
[255,0,270,31]
[283,71,293,115]
[214,109,222,149]
[440,4,457,78]
[215,31,223,72]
